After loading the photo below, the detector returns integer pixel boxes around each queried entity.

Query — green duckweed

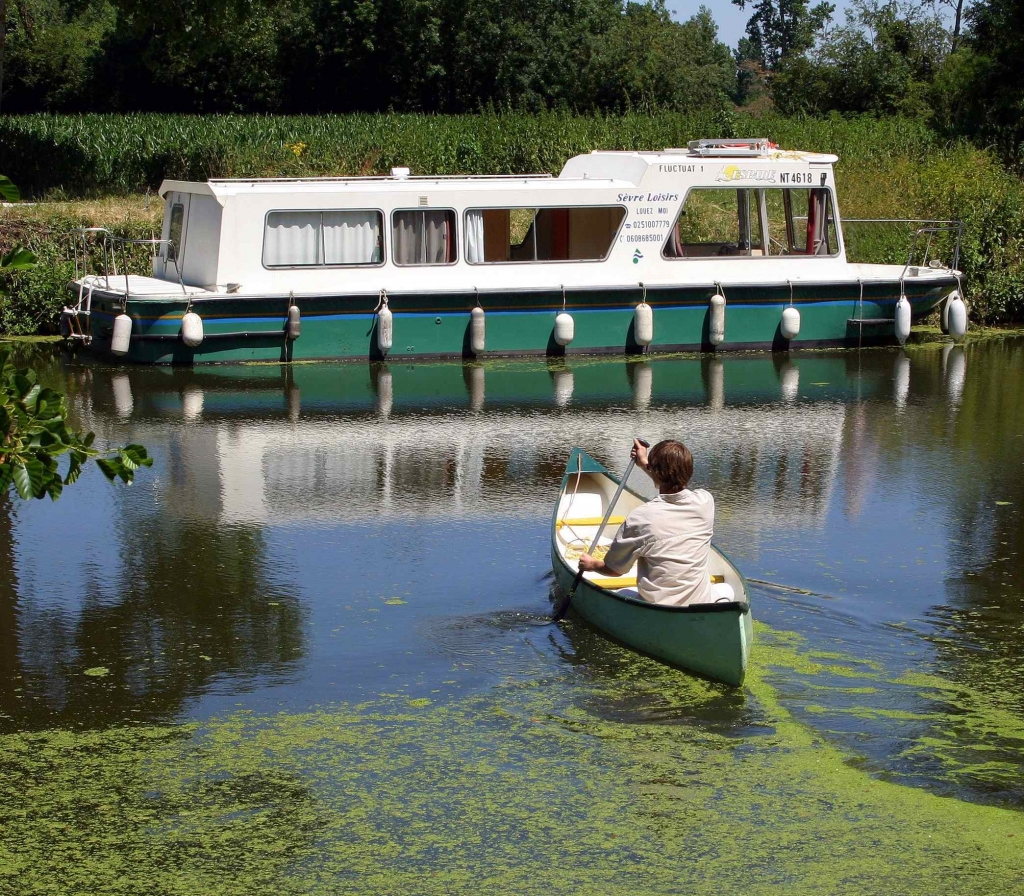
[1,625,1022,896]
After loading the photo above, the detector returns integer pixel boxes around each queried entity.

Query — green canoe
[551,448,753,686]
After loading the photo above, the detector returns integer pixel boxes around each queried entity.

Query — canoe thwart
[589,575,638,589]
[555,516,626,530]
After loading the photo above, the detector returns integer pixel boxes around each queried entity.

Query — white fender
[554,312,575,347]
[286,304,301,340]
[709,294,726,346]
[947,293,967,343]
[633,302,653,347]
[470,305,486,354]
[181,311,204,348]
[780,306,801,341]
[377,303,393,355]
[111,313,133,356]
[894,294,911,345]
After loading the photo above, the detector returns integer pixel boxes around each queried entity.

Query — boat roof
[158,173,632,201]
[158,140,839,200]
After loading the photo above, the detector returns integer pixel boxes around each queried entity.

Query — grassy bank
[0,198,160,336]
[1,112,1022,331]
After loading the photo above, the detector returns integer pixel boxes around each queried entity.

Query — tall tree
[733,0,835,69]
[932,0,1024,164]
[0,0,115,112]
[938,0,965,47]
[780,0,950,116]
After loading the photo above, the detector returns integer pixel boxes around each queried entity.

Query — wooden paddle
[553,439,649,622]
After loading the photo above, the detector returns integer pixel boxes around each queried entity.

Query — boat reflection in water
[69,352,885,534]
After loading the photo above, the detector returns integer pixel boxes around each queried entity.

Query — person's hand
[578,553,603,572]
[631,438,649,471]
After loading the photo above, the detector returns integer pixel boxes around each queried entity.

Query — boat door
[160,191,191,281]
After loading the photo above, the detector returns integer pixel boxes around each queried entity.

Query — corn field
[0,111,947,197]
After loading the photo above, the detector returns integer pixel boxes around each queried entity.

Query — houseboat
[65,139,967,365]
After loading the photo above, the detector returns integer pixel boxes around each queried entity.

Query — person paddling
[577,438,715,606]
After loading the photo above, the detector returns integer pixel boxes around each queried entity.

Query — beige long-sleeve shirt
[602,488,715,606]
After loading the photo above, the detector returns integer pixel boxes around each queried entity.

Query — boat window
[663,187,839,259]
[464,206,626,263]
[263,210,384,267]
[168,203,185,262]
[392,210,457,265]
[323,210,384,265]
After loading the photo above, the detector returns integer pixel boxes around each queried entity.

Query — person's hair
[647,440,693,493]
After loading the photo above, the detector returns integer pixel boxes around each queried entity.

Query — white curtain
[393,210,452,265]
[810,189,829,255]
[465,210,485,263]
[393,211,421,265]
[323,210,382,265]
[424,211,449,263]
[264,212,320,266]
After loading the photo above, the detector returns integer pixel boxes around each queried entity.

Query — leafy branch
[0,349,152,500]
[1,174,39,283]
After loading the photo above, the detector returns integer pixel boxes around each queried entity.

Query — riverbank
[1,113,1022,334]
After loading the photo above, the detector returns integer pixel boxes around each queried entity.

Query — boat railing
[839,218,963,277]
[64,228,186,345]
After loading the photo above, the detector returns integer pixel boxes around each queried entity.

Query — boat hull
[551,551,753,686]
[75,277,955,365]
[551,448,752,686]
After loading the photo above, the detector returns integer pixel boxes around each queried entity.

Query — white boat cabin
[154,139,860,298]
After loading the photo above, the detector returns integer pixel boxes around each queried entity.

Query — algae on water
[1,627,1022,896]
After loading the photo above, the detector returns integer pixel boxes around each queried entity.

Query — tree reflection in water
[0,450,305,733]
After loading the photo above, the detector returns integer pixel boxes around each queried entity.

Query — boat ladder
[842,219,964,334]
[63,227,182,344]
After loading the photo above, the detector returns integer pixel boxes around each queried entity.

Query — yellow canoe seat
[555,516,626,530]
[590,575,638,589]
[590,572,726,591]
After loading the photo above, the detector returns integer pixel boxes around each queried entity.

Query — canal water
[1,339,1022,895]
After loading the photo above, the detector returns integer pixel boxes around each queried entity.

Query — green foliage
[0,192,158,334]
[0,175,20,202]
[585,4,736,112]
[0,348,152,499]
[0,0,116,111]
[0,109,742,196]
[931,0,1024,166]
[773,0,950,117]
[0,174,42,327]
[1,247,37,271]
[1,0,737,114]
[733,0,836,69]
